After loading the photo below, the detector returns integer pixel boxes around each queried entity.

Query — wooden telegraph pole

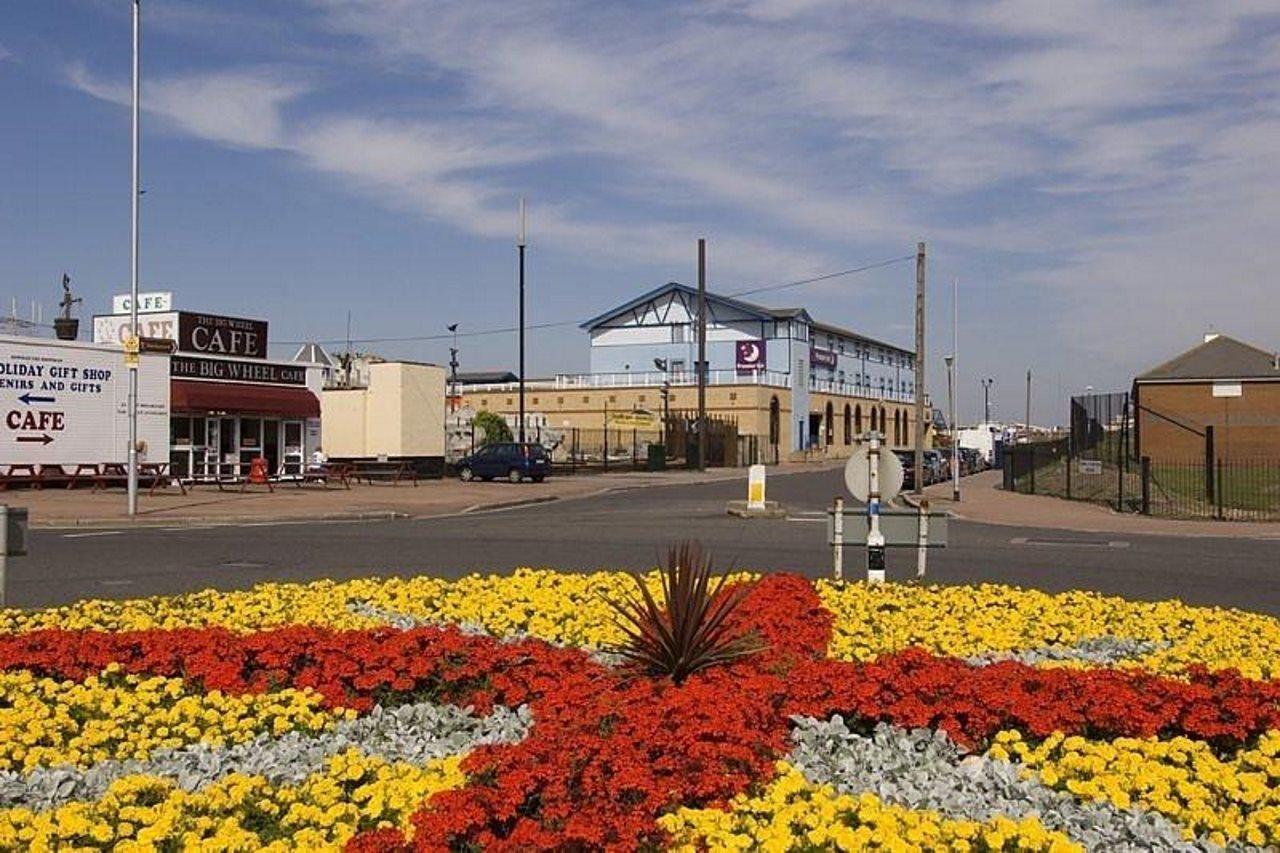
[697,238,707,471]
[913,242,926,494]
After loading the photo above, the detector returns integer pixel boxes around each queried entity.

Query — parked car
[457,442,550,483]
[894,451,917,491]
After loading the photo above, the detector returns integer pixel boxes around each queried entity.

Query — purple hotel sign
[736,339,766,371]
[810,347,838,368]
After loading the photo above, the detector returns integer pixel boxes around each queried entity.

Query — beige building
[322,361,446,474]
[459,378,922,463]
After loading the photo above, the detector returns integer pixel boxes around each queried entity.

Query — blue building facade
[581,283,915,453]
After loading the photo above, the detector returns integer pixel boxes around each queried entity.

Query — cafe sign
[171,355,305,386]
[178,313,269,359]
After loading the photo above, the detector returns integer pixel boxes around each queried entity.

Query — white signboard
[1212,382,1243,398]
[92,312,179,346]
[0,337,169,465]
[1078,459,1103,475]
[112,292,173,314]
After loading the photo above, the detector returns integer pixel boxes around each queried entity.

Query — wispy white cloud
[58,0,1280,398]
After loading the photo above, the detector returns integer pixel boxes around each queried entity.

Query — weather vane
[58,273,82,320]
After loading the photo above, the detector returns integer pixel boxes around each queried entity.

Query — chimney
[1203,331,1219,343]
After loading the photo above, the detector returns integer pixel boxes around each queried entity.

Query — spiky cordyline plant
[602,542,764,684]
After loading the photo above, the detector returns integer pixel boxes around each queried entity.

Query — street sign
[843,445,904,503]
[827,508,948,547]
[139,336,177,355]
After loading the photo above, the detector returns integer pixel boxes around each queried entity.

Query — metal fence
[1004,391,1280,520]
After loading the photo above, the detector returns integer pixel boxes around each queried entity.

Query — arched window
[824,401,834,445]
[843,404,852,445]
[880,407,888,440]
[870,407,879,433]
[769,396,780,446]
[855,404,863,436]
[894,410,902,446]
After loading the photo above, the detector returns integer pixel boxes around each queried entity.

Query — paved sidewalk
[3,461,841,528]
[924,470,1280,539]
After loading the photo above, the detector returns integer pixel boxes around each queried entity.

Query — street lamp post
[517,198,526,444]
[981,377,994,424]
[945,354,958,502]
[447,323,459,413]
[126,0,141,517]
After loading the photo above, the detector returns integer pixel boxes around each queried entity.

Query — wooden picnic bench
[297,462,353,489]
[91,462,187,496]
[351,460,418,486]
[0,464,39,491]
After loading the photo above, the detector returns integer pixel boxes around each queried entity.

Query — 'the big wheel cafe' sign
[0,337,169,465]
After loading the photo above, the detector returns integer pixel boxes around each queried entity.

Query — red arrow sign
[15,433,53,445]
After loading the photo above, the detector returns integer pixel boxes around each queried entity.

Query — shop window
[171,417,192,445]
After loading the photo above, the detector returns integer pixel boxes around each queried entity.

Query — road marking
[62,530,123,539]
[1010,537,1131,549]
[99,579,133,587]
[786,516,827,523]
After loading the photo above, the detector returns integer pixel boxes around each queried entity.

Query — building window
[506,397,513,405]
[638,394,646,402]
[582,396,590,403]
[870,407,879,432]
[769,396,780,445]
[843,404,852,445]
[558,396,564,404]
[729,392,737,401]
[672,324,687,343]
[825,401,834,446]
[608,395,617,403]
[532,397,539,405]
[481,399,488,407]
[855,404,863,435]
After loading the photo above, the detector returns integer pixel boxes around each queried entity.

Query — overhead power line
[274,254,916,347]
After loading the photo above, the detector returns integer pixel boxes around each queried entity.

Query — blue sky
[3,1,1279,423]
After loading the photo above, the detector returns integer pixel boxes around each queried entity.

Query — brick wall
[1137,381,1280,460]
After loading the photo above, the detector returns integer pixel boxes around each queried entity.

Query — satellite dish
[844,446,904,504]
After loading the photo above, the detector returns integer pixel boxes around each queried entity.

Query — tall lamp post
[126,0,142,516]
[944,355,958,502]
[447,323,459,413]
[516,198,527,444]
[981,377,994,424]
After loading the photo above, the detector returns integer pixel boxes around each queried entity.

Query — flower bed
[0,570,1277,850]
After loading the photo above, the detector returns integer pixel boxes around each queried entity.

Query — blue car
[457,442,550,483]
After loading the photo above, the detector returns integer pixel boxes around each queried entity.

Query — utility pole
[517,197,527,444]
[1025,369,1032,441]
[913,241,925,495]
[126,0,141,517]
[696,238,707,471]
[950,277,959,502]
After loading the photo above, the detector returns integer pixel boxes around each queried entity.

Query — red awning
[171,380,320,418]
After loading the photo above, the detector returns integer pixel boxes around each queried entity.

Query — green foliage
[603,541,763,684]
[473,410,513,445]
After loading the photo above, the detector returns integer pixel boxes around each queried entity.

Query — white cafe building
[93,294,326,480]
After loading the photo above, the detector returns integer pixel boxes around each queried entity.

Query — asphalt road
[11,467,1280,613]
